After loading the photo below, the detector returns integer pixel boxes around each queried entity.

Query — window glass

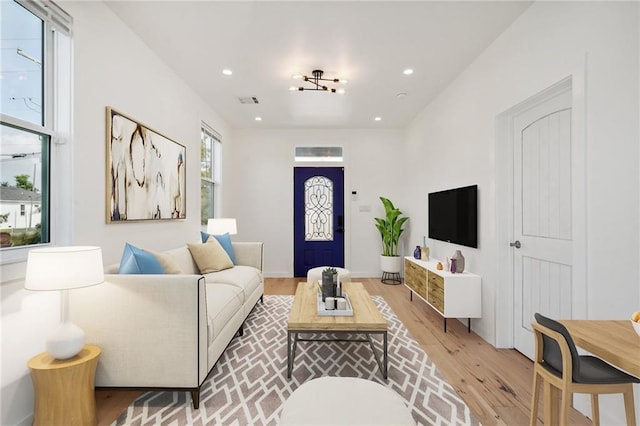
[304,176,333,241]
[0,123,49,247]
[1,1,44,125]
[295,146,343,162]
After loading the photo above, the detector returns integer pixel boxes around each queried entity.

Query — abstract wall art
[106,107,186,222]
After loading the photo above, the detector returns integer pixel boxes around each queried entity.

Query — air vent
[238,96,259,104]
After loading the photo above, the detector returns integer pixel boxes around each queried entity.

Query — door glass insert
[304,175,333,241]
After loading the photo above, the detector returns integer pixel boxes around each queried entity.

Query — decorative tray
[317,293,354,316]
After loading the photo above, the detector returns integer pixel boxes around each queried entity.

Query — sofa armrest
[232,242,264,271]
[69,274,208,389]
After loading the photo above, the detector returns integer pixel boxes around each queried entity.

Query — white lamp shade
[24,246,104,291]
[207,218,237,235]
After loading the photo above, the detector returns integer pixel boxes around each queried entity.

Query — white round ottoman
[307,267,351,285]
[279,377,415,425]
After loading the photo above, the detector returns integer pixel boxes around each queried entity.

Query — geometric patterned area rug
[114,295,480,426]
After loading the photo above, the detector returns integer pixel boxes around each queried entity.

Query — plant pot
[380,255,402,273]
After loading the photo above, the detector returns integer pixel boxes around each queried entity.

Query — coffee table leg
[287,331,292,378]
[383,331,388,379]
[367,332,388,380]
[288,331,299,379]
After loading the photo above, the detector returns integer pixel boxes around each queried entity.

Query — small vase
[413,246,421,259]
[452,250,465,273]
[421,246,429,261]
[450,258,457,274]
[322,272,336,301]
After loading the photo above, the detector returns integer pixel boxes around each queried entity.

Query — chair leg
[530,372,542,426]
[543,381,558,425]
[560,390,572,426]
[590,394,600,426]
[623,384,637,426]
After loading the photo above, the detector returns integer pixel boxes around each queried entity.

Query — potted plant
[374,197,409,274]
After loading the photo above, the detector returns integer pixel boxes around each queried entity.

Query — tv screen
[428,185,478,248]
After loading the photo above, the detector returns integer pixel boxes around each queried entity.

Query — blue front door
[293,167,345,277]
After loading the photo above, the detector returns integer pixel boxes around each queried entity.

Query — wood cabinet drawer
[428,271,444,292]
[427,271,444,314]
[404,259,427,297]
[427,291,444,314]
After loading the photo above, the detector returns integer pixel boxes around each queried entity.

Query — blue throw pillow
[118,243,164,274]
[200,231,235,264]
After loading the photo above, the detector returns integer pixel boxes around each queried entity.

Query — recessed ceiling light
[374,117,382,121]
[396,92,408,99]
[403,69,414,75]
[222,69,233,76]
[255,116,262,121]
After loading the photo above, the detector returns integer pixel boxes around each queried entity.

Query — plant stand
[381,271,401,285]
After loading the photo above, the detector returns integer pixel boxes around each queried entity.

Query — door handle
[510,240,521,249]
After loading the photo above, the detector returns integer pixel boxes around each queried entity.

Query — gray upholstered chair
[530,313,639,426]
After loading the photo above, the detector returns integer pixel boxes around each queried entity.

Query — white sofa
[69,242,264,408]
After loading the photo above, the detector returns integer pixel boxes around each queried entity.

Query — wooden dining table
[559,320,640,378]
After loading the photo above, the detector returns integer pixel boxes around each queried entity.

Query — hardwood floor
[95,277,591,425]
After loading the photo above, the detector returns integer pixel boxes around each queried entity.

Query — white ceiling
[105,1,532,129]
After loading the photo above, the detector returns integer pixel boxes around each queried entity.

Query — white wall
[404,1,639,423]
[227,128,406,277]
[0,2,230,424]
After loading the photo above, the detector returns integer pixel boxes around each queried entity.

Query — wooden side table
[27,345,101,426]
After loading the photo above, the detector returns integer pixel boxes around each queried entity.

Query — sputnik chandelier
[290,69,346,94]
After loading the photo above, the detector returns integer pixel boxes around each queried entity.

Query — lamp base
[46,320,85,359]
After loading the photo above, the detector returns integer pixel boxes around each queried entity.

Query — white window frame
[0,0,73,264]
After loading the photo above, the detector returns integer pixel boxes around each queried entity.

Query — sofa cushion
[147,250,184,274]
[203,265,262,302]
[163,246,199,275]
[118,243,163,274]
[188,240,233,274]
[205,283,243,344]
[201,231,236,264]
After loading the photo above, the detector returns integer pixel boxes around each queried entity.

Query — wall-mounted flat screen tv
[428,185,478,248]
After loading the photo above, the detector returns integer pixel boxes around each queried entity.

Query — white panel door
[513,88,573,359]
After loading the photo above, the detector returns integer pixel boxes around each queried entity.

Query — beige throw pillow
[187,239,233,274]
[147,250,184,274]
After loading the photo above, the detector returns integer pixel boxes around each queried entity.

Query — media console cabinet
[404,256,481,333]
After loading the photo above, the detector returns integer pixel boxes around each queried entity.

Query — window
[0,0,72,258]
[295,146,343,162]
[201,123,221,225]
[304,176,334,241]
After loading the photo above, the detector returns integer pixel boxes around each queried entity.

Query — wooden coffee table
[287,282,388,379]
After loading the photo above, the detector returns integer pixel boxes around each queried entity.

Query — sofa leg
[191,389,200,409]
[260,294,264,304]
[238,323,244,337]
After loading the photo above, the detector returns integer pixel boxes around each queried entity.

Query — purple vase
[450,258,457,273]
[413,246,421,259]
